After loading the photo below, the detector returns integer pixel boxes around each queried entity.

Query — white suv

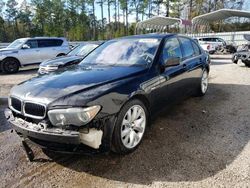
[0,37,70,73]
[195,37,228,54]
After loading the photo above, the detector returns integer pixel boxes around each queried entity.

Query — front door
[18,39,40,65]
[154,36,186,110]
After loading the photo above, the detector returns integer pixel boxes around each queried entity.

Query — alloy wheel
[120,105,146,149]
[201,70,208,94]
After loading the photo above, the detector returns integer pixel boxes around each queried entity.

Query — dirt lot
[0,60,250,188]
[0,68,37,96]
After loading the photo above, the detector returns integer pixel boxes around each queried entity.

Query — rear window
[38,39,63,48]
[206,38,217,42]
[179,37,194,58]
[192,41,201,56]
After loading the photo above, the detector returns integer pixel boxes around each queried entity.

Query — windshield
[7,39,26,49]
[68,43,99,56]
[80,38,160,66]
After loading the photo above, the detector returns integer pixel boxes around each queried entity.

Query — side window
[217,38,226,45]
[53,39,63,46]
[38,40,49,48]
[210,38,216,42]
[162,37,182,63]
[192,41,201,56]
[25,40,38,48]
[179,37,195,58]
[38,39,63,48]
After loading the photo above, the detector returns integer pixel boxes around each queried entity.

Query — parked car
[232,34,250,67]
[0,37,70,74]
[195,38,216,54]
[5,34,210,159]
[196,37,236,54]
[38,42,102,74]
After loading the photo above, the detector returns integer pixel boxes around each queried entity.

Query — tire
[112,99,148,154]
[232,59,238,64]
[2,58,20,74]
[195,69,209,97]
[244,62,250,67]
[232,56,238,64]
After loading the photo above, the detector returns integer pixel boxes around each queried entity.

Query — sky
[3,0,250,23]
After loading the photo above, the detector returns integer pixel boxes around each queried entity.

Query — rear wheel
[112,99,148,154]
[2,58,20,74]
[232,56,238,64]
[196,69,209,96]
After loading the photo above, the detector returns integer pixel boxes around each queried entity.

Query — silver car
[0,37,70,74]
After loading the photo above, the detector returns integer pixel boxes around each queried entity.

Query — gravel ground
[0,67,37,96]
[0,60,249,188]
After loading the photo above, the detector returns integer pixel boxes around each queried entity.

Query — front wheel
[112,99,148,154]
[2,58,20,74]
[196,69,209,96]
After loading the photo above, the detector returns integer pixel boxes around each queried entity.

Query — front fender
[0,54,7,61]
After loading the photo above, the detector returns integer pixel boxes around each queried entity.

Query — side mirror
[164,57,180,67]
[22,44,30,49]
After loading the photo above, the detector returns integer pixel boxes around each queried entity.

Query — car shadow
[210,60,232,65]
[42,82,250,185]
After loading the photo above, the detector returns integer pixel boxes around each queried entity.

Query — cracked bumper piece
[4,108,103,149]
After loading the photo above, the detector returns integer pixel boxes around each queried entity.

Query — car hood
[0,48,18,53]
[10,65,147,105]
[40,55,82,67]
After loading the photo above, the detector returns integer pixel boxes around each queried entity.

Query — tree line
[0,0,247,42]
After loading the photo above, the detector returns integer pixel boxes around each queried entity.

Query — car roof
[196,37,221,39]
[17,37,66,40]
[79,41,103,45]
[116,33,176,40]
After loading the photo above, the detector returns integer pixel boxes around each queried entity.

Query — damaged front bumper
[4,108,115,155]
[5,108,81,145]
[233,52,250,63]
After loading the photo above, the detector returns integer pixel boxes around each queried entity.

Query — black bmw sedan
[5,34,210,156]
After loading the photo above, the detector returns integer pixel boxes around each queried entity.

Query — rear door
[178,37,203,92]
[37,39,64,62]
[18,39,40,65]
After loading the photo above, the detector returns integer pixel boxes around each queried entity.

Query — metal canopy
[136,16,182,33]
[137,16,181,28]
[192,9,250,25]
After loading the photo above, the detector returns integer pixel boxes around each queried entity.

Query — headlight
[48,106,101,127]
